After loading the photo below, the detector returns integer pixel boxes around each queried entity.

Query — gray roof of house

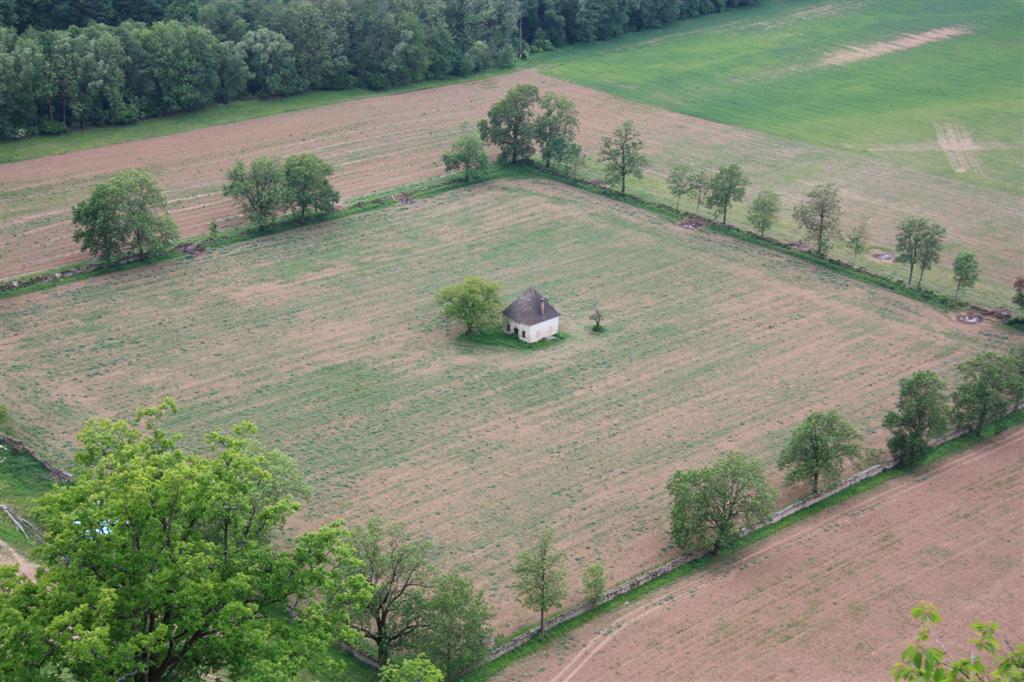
[503,287,560,325]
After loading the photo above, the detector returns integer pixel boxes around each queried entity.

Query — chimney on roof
[540,298,546,315]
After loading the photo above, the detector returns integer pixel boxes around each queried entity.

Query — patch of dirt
[957,312,984,324]
[0,538,37,580]
[496,428,1024,682]
[821,26,972,66]
[679,216,704,230]
[935,121,984,175]
[871,251,896,262]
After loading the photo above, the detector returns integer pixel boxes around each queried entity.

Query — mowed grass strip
[533,0,1024,194]
[0,179,1012,630]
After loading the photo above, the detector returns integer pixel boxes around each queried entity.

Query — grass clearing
[532,0,1024,194]
[1,178,1012,632]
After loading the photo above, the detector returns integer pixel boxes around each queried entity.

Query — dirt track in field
[497,426,1024,682]
[821,26,972,66]
[2,71,1020,295]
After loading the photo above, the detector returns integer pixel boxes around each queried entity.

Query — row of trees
[668,348,1023,556]
[70,152,338,265]
[1,0,757,138]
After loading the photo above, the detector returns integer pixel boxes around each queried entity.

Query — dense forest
[0,0,755,139]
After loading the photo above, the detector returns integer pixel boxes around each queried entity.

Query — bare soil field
[497,426,1024,682]
[2,71,1019,305]
[1,179,1014,632]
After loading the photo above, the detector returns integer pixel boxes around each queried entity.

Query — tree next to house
[435,276,503,334]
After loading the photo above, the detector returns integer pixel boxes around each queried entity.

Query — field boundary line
[467,410,1024,680]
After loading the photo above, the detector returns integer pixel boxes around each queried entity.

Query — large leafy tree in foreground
[883,371,950,468]
[72,169,179,264]
[478,83,539,163]
[668,451,777,555]
[435,276,503,334]
[0,400,371,682]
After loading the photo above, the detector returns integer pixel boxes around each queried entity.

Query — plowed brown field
[497,426,1024,682]
[2,71,1019,305]
[1,180,1014,631]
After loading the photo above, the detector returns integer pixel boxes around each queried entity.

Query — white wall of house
[504,316,560,343]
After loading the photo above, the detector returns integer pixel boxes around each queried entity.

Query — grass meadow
[0,179,1011,630]
[533,0,1024,194]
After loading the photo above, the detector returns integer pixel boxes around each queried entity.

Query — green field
[534,0,1024,194]
[0,178,1010,629]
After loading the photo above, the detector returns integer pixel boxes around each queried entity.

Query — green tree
[748,189,780,237]
[72,169,179,264]
[883,371,950,468]
[477,83,539,163]
[952,352,1022,436]
[223,156,286,229]
[666,164,690,214]
[777,410,864,494]
[599,119,648,193]
[846,221,869,267]
[534,92,579,168]
[896,217,945,288]
[378,654,445,682]
[434,276,503,334]
[238,27,306,97]
[582,562,605,604]
[283,152,339,218]
[442,132,490,183]
[0,401,371,682]
[892,603,1024,681]
[350,519,434,663]
[952,252,980,302]
[686,170,712,213]
[1014,277,1024,312]
[668,451,777,555]
[708,164,749,225]
[513,528,566,632]
[416,573,494,681]
[792,183,841,256]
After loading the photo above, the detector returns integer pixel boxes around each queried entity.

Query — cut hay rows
[0,179,1011,629]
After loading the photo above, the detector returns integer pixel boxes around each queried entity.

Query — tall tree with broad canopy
[72,169,179,264]
[0,400,372,682]
[414,572,494,680]
[599,120,648,193]
[224,156,287,229]
[513,528,566,632]
[442,132,490,183]
[883,371,950,468]
[668,451,777,555]
[350,519,434,663]
[707,163,749,225]
[777,410,864,494]
[748,189,780,237]
[534,92,579,168]
[952,251,980,302]
[792,183,841,256]
[434,276,503,334]
[952,352,1022,436]
[478,83,539,163]
[283,152,339,217]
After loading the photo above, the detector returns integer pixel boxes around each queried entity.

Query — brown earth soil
[0,538,36,580]
[821,26,972,66]
[497,426,1024,682]
[2,71,1020,300]
[0,179,1013,632]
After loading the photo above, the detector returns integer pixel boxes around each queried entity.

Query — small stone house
[503,287,560,343]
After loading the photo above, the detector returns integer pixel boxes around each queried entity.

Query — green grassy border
[456,329,568,351]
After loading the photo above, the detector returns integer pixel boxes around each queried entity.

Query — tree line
[667,347,1024,559]
[0,0,756,140]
